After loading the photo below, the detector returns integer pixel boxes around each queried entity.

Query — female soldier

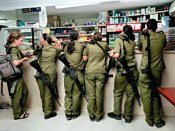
[83,32,110,122]
[108,25,138,123]
[138,19,166,127]
[63,30,84,120]
[35,33,62,119]
[5,31,29,120]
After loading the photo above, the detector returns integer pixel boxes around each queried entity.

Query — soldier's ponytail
[123,25,135,41]
[67,30,79,54]
[42,33,52,45]
[5,31,23,49]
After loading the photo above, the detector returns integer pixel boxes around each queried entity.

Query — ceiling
[46,0,174,15]
[0,0,174,27]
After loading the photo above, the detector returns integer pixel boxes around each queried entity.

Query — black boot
[108,112,121,120]
[44,112,57,119]
[155,120,166,128]
[66,114,72,120]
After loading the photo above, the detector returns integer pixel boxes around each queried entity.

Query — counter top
[134,50,175,54]
[158,87,175,106]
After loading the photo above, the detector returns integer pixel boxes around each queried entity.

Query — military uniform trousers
[138,69,163,125]
[113,67,138,120]
[11,78,29,119]
[64,70,84,116]
[36,74,57,116]
[85,73,105,119]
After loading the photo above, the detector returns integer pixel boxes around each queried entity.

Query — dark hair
[42,33,52,45]
[147,19,157,31]
[93,32,102,41]
[5,31,23,48]
[67,30,79,54]
[123,25,135,41]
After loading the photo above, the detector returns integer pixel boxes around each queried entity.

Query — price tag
[20,29,31,33]
[107,25,117,32]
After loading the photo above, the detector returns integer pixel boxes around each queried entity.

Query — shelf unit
[108,9,169,24]
[50,24,106,42]
[110,10,168,18]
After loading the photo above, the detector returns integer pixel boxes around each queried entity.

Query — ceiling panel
[47,0,174,15]
[0,0,174,27]
[0,0,174,14]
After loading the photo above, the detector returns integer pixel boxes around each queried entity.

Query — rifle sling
[95,42,109,57]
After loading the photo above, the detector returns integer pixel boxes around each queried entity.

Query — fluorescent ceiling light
[119,0,145,2]
[55,0,118,9]
[55,2,101,9]
[0,18,7,23]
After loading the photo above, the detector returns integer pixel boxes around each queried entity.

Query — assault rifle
[58,53,88,102]
[30,60,61,107]
[118,55,141,106]
[143,64,162,111]
[144,32,163,112]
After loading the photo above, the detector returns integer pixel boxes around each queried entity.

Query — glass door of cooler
[107,32,120,48]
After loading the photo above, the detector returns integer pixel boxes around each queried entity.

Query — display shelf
[110,10,169,18]
[50,24,106,42]
[24,36,40,39]
[50,24,106,29]
[108,4,170,24]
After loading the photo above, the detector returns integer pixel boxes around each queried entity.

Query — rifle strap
[147,33,151,66]
[119,37,127,56]
[95,41,109,57]
[36,48,43,61]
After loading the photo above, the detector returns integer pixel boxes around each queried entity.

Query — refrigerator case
[0,27,42,53]
[106,24,141,48]
[161,27,175,51]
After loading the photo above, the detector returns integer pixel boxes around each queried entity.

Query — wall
[59,13,99,26]
[0,10,16,27]
[1,52,175,117]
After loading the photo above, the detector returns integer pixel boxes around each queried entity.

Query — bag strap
[6,47,12,54]
[1,80,4,96]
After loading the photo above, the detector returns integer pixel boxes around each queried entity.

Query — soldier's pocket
[139,71,150,84]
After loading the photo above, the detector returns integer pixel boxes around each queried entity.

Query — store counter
[0,52,175,116]
[158,87,175,106]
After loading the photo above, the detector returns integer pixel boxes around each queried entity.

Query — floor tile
[0,109,175,131]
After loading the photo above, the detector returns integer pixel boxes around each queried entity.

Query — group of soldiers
[4,18,166,128]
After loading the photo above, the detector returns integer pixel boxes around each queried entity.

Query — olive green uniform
[138,30,166,125]
[36,44,62,116]
[83,41,109,120]
[8,45,29,119]
[64,42,84,116]
[113,34,138,120]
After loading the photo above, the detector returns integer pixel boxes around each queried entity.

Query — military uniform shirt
[39,44,62,75]
[64,42,84,70]
[138,30,166,70]
[114,34,136,67]
[83,41,109,73]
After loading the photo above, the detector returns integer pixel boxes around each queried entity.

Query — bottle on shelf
[72,19,76,26]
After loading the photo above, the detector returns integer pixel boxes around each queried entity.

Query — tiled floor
[0,108,175,131]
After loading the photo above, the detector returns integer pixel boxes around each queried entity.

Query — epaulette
[118,35,129,41]
[61,41,68,47]
[141,30,149,36]
[89,39,96,44]
[156,30,164,33]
